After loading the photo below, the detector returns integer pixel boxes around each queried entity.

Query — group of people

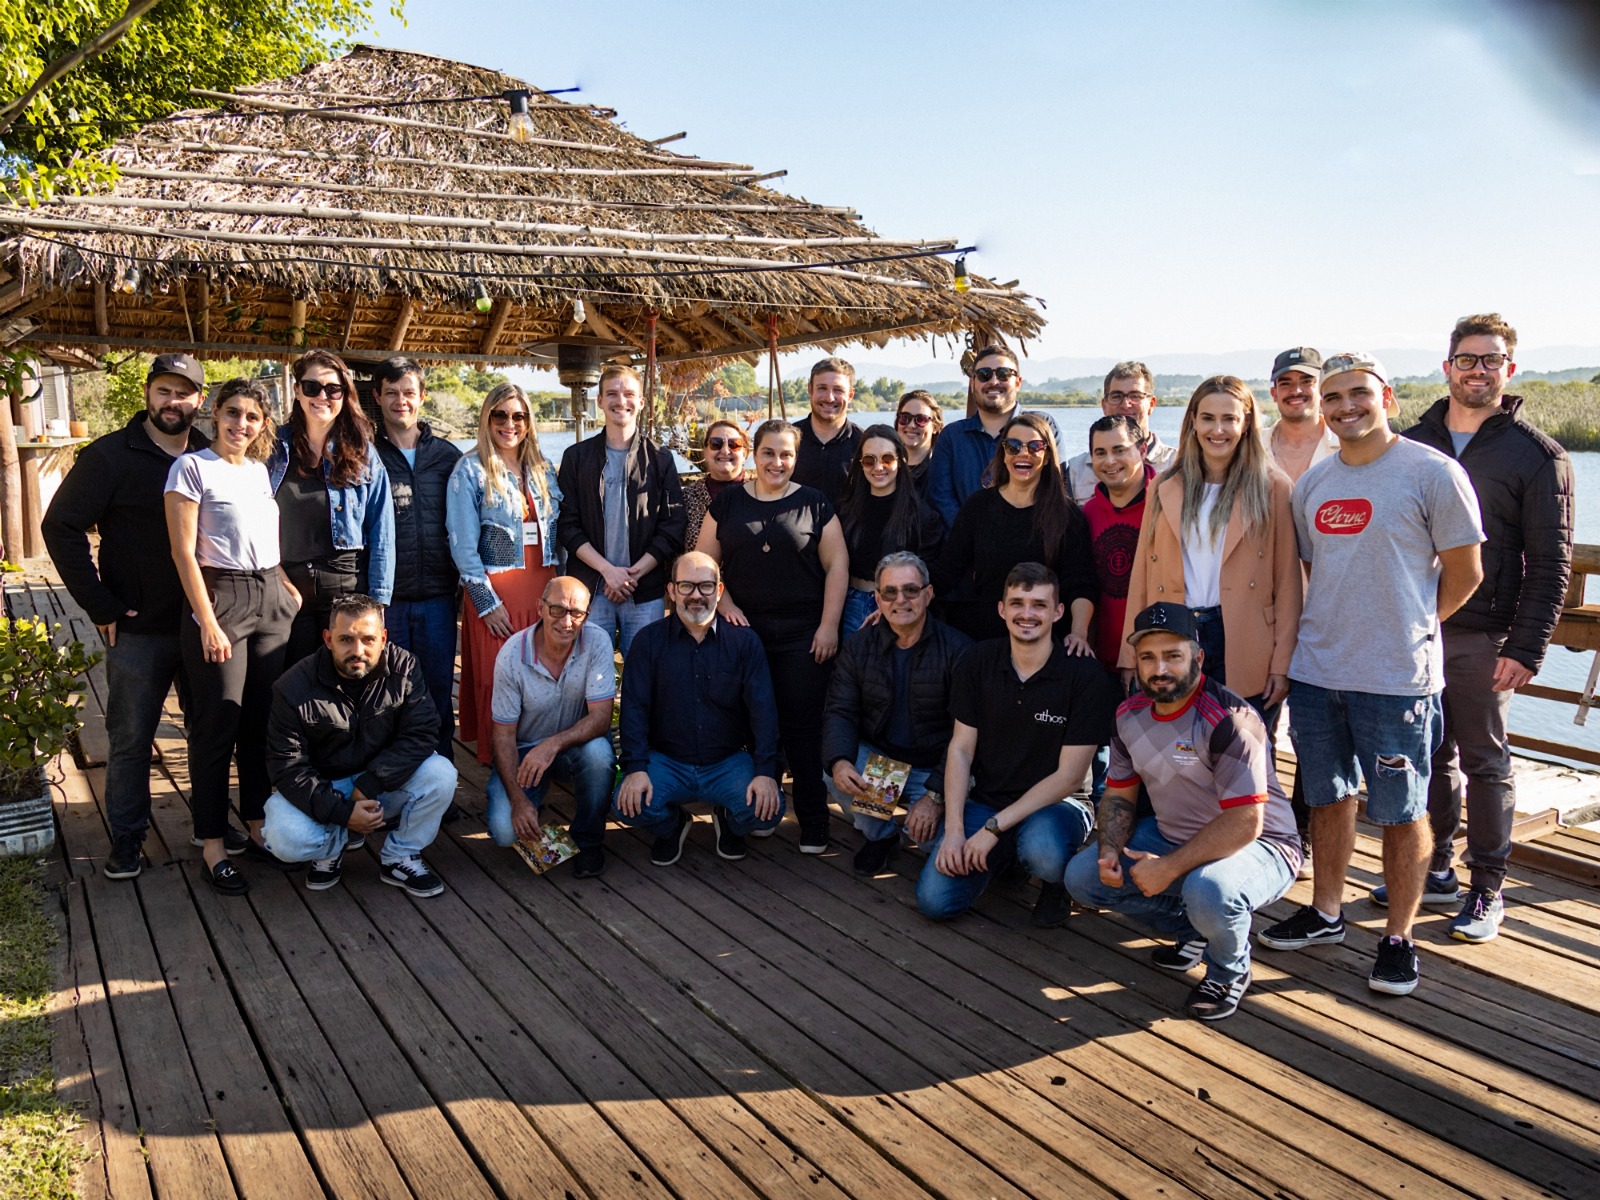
[40,309,1574,1022]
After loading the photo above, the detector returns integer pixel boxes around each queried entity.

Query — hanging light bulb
[503,89,535,144]
[117,264,141,294]
[953,255,971,294]
[572,295,587,326]
[472,278,493,314]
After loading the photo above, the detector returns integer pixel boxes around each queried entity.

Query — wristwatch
[983,816,1002,835]
[923,790,944,807]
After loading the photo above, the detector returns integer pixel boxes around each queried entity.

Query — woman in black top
[835,424,941,634]
[933,411,1096,647]
[696,418,848,853]
[894,390,944,492]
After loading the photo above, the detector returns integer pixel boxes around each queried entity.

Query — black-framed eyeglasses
[1106,390,1152,404]
[297,379,345,400]
[877,583,926,601]
[1450,352,1511,371]
[973,366,1018,383]
[1001,437,1048,455]
[704,436,745,452]
[541,601,588,622]
[671,579,719,596]
[859,453,898,469]
[896,412,933,428]
[490,409,530,426]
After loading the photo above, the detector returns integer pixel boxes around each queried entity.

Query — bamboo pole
[389,298,414,350]
[478,298,512,355]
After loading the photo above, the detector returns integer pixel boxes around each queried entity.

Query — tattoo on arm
[1097,794,1136,856]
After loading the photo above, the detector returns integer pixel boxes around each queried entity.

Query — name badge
[522,520,540,546]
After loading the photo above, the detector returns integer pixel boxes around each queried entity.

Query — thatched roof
[0,45,1044,369]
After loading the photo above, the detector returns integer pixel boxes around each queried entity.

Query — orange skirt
[458,546,555,763]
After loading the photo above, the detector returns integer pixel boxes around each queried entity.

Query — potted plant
[0,614,100,857]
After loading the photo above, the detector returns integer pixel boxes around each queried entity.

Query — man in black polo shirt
[613,551,784,864]
[917,562,1116,927]
[791,356,863,505]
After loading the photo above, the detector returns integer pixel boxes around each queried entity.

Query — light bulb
[504,90,535,144]
[472,279,493,314]
[953,255,971,295]
[117,265,141,294]
[573,296,587,326]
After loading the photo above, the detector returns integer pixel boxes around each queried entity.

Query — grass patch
[0,854,87,1200]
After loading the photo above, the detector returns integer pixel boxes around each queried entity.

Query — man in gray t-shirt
[1259,353,1483,1000]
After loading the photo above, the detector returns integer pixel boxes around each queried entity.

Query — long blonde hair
[475,384,550,514]
[1155,375,1272,542]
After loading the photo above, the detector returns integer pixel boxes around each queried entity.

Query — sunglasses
[298,379,345,400]
[490,410,530,426]
[705,436,745,452]
[859,453,898,469]
[1001,437,1048,456]
[671,579,719,596]
[974,366,1018,383]
[877,583,926,601]
[896,412,934,428]
[541,601,588,622]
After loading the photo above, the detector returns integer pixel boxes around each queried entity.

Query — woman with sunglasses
[932,411,1096,645]
[166,379,301,893]
[695,418,848,853]
[268,350,394,664]
[446,384,563,764]
[1119,375,1301,718]
[684,419,749,552]
[894,390,944,490]
[835,424,941,634]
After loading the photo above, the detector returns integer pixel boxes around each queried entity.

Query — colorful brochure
[854,753,911,822]
[512,825,578,873]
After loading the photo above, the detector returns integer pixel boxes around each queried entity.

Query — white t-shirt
[1181,483,1225,608]
[164,449,282,571]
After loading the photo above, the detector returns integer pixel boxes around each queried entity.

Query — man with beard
[1265,347,1339,485]
[918,563,1115,927]
[43,353,213,880]
[1064,362,1176,505]
[1066,603,1301,1021]
[1379,314,1573,943]
[613,552,784,864]
[791,357,863,506]
[263,595,458,897]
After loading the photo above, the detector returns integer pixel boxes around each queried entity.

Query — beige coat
[1118,469,1302,698]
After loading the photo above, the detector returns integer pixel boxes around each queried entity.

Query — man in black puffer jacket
[822,551,973,875]
[1399,312,1574,944]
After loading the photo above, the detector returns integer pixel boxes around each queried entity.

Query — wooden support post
[198,278,211,343]
[389,298,415,351]
[339,294,358,351]
[479,298,512,356]
[288,298,307,348]
[0,383,21,560]
[92,280,110,357]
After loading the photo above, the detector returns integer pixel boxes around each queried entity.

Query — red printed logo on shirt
[1314,498,1373,535]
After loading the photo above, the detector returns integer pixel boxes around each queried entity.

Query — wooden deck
[10,570,1600,1200]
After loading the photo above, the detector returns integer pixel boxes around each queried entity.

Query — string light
[953,254,970,294]
[116,264,141,294]
[503,90,536,144]
[572,295,587,325]
[472,278,493,314]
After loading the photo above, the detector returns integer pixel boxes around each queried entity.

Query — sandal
[208,859,250,896]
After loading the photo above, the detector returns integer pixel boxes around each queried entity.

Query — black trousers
[762,644,834,835]
[281,557,361,665]
[181,568,296,840]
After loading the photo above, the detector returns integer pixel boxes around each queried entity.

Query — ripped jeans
[1287,681,1443,826]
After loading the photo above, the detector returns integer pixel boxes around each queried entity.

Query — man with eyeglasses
[822,552,973,875]
[791,356,863,505]
[1065,362,1176,504]
[1265,347,1338,486]
[1382,314,1572,944]
[613,552,784,865]
[484,575,618,877]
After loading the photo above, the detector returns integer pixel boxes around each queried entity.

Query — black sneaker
[345,832,367,852]
[1369,935,1420,995]
[852,835,896,876]
[1184,968,1251,1021]
[1369,868,1459,908]
[1258,904,1346,950]
[572,846,606,878]
[191,826,250,856]
[380,857,445,898]
[712,811,747,862]
[1031,882,1070,929]
[1151,937,1208,972]
[651,811,692,867]
[103,837,145,880]
[798,824,831,855]
[306,853,343,891]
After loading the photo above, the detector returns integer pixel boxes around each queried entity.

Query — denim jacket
[445,454,562,617]
[268,429,396,604]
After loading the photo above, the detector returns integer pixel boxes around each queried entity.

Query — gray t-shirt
[602,443,630,569]
[491,621,616,747]
[164,449,281,571]
[1449,429,1473,457]
[1290,438,1483,695]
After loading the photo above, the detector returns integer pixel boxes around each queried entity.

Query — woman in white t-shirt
[1119,376,1302,719]
[165,379,301,896]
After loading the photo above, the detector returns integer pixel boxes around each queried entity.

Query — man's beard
[1448,377,1504,410]
[1139,655,1203,704]
[680,600,715,627]
[148,404,196,435]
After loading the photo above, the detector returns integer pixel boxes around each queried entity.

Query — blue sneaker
[1369,868,1459,909]
[1448,889,1504,943]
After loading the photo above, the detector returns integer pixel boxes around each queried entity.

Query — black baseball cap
[1126,602,1201,646]
[1270,347,1322,382]
[147,352,205,392]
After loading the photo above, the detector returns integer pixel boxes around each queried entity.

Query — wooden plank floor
[10,569,1600,1200]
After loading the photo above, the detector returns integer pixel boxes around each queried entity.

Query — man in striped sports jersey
[1066,602,1302,1020]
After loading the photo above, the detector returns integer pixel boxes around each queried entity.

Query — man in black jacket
[823,552,973,875]
[42,352,212,880]
[556,364,685,657]
[262,595,457,897]
[372,356,463,759]
[1393,313,1574,943]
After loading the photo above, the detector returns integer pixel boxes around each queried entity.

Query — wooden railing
[1513,542,1600,767]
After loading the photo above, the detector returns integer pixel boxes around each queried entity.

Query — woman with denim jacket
[446,384,563,763]
[268,350,395,663]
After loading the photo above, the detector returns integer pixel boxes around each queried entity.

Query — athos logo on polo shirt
[1035,709,1069,725]
[1314,498,1373,535]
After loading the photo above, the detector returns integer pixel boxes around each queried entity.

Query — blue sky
[368,0,1600,366]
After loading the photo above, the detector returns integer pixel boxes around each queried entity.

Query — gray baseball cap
[1270,347,1322,382]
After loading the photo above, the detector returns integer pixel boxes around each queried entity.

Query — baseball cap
[1320,351,1388,387]
[1126,601,1201,646]
[1270,347,1322,382]
[147,352,205,392]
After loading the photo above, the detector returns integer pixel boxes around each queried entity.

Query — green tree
[716,362,757,397]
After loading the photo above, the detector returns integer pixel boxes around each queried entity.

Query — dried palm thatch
[0,44,1043,369]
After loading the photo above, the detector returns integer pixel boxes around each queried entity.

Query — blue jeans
[841,588,877,638]
[823,742,931,842]
[1288,681,1443,825]
[1066,817,1294,984]
[485,735,615,848]
[916,798,1094,921]
[386,595,459,759]
[103,632,186,843]
[584,594,663,658]
[262,753,457,864]
[1090,744,1110,801]
[613,750,785,838]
